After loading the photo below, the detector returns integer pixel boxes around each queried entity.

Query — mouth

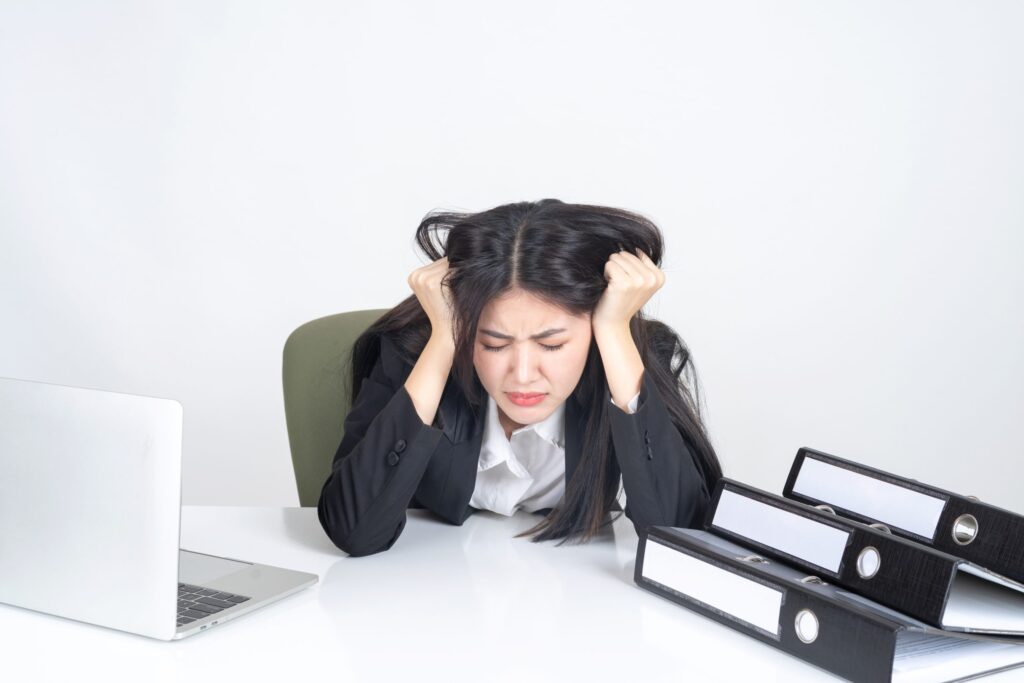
[505,392,547,407]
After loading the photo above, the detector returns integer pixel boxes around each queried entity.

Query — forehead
[477,289,587,331]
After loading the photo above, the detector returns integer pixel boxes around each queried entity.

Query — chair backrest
[282,308,388,506]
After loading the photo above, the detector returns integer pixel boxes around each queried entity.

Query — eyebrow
[478,327,568,341]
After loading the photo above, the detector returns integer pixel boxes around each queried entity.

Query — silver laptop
[0,377,318,640]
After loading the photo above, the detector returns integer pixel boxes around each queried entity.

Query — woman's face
[472,288,592,431]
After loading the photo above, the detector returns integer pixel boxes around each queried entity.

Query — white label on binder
[793,457,947,540]
[712,489,851,574]
[642,538,783,636]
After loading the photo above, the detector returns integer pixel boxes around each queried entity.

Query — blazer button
[386,451,400,466]
[394,439,407,453]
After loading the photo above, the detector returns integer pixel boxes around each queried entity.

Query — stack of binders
[635,447,1024,683]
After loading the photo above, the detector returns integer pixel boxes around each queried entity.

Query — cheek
[472,349,499,387]
[546,345,590,392]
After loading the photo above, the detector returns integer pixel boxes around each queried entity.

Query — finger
[423,258,450,281]
[633,249,658,274]
[611,250,652,287]
[628,249,662,286]
[603,258,631,284]
[635,250,666,286]
[609,251,645,282]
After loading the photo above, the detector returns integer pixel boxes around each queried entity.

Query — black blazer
[317,334,711,556]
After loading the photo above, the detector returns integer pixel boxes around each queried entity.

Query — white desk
[2,507,1021,683]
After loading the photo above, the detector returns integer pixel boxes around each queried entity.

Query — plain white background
[1,1,1021,509]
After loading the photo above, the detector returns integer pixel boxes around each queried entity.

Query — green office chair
[282,308,388,506]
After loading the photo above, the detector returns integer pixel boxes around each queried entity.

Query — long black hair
[350,199,724,542]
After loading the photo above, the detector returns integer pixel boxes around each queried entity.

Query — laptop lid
[0,377,182,640]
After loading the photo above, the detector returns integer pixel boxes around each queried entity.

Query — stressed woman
[317,199,724,556]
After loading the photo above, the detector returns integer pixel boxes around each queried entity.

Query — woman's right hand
[407,256,455,346]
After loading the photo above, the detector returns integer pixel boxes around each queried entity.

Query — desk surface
[1,507,1021,683]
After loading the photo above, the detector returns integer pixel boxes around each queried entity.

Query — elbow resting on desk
[623,471,711,536]
[317,476,406,557]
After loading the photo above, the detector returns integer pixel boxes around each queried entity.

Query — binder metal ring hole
[868,523,891,534]
[740,554,769,564]
[794,609,819,644]
[952,514,979,546]
[800,575,825,585]
[814,504,836,515]
[856,546,881,579]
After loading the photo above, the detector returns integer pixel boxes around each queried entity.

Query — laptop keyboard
[177,583,251,627]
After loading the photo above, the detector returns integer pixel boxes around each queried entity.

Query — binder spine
[844,529,955,625]
[785,447,1024,585]
[783,447,949,544]
[708,482,958,627]
[931,499,1024,585]
[636,529,898,683]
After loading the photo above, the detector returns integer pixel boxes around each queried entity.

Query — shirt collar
[478,393,566,471]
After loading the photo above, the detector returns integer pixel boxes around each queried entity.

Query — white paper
[942,567,1024,634]
[893,631,1024,683]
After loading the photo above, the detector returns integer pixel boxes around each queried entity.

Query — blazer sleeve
[317,336,445,556]
[607,370,711,536]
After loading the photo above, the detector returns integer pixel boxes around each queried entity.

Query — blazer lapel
[564,394,584,486]
[420,378,486,524]
[435,374,481,445]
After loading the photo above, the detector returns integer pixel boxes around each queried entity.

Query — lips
[506,392,547,407]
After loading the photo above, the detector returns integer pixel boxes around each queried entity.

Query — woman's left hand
[592,249,666,333]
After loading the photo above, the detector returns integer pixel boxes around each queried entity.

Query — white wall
[1,0,1021,510]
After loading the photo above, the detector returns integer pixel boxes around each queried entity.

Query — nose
[512,344,539,386]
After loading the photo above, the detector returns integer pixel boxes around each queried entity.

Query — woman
[318,199,723,556]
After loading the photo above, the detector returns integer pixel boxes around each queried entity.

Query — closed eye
[481,343,565,353]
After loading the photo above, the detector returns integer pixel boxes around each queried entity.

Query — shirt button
[386,451,400,466]
[394,439,407,453]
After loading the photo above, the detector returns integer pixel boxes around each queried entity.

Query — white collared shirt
[469,391,641,516]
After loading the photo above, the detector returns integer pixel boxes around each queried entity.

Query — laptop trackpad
[178,549,253,585]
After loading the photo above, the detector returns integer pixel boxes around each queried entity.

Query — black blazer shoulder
[317,332,711,556]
